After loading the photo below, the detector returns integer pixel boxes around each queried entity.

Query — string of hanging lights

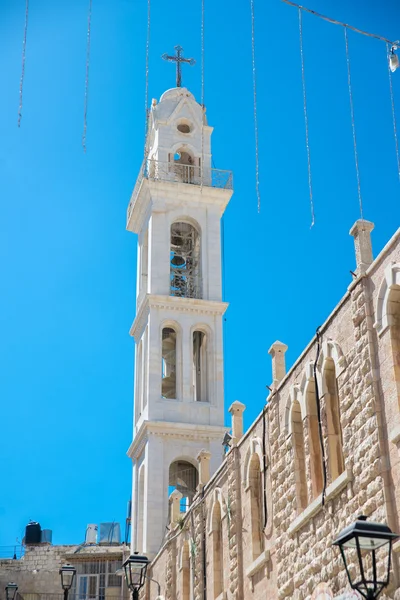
[282,0,400,71]
[250,0,261,213]
[200,0,205,192]
[387,43,400,181]
[18,0,29,127]
[82,0,93,152]
[298,8,315,227]
[282,0,398,47]
[284,0,400,222]
[344,26,363,220]
[143,0,151,158]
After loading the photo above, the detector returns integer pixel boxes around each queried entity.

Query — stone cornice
[127,420,227,459]
[130,295,228,341]
[127,177,233,233]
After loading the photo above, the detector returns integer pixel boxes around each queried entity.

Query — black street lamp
[59,564,76,600]
[333,515,399,600]
[122,554,150,600]
[5,583,18,600]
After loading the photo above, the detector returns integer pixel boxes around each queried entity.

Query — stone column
[169,489,182,524]
[268,341,288,389]
[349,219,375,274]
[228,401,246,445]
[196,449,211,487]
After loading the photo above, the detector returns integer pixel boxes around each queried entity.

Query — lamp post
[333,515,399,600]
[59,564,76,600]
[5,583,18,600]
[122,553,150,600]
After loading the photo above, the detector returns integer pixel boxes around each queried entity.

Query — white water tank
[85,524,98,544]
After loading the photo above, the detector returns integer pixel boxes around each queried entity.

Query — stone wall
[145,224,400,600]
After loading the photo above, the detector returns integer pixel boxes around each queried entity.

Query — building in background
[0,522,130,600]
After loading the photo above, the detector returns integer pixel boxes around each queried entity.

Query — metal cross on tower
[161,45,195,88]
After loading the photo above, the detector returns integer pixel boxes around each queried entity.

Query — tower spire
[161,45,195,87]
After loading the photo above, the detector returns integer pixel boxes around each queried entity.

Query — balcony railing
[127,159,233,222]
[19,594,123,600]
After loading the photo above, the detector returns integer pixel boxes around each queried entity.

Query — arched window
[136,466,145,553]
[162,327,177,399]
[134,341,143,423]
[170,222,201,299]
[291,399,307,511]
[211,501,224,599]
[249,453,264,560]
[139,228,149,298]
[181,541,190,600]
[323,359,345,481]
[169,461,198,512]
[193,331,207,402]
[388,285,400,406]
[305,383,323,500]
[170,148,200,184]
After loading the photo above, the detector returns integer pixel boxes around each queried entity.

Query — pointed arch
[375,262,400,334]
[321,356,345,482]
[316,340,346,374]
[303,371,324,500]
[288,386,307,511]
[207,488,227,534]
[375,263,400,408]
[243,437,264,489]
[179,540,190,600]
[248,452,264,560]
[210,500,224,598]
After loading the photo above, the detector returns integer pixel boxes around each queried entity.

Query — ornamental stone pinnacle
[268,340,288,388]
[349,219,375,275]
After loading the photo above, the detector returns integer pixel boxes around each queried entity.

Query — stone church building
[126,84,400,600]
[2,85,400,600]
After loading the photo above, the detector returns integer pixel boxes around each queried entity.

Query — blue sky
[0,0,399,548]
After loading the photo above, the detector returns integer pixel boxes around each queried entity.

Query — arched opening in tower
[172,148,198,184]
[169,460,198,514]
[170,222,201,299]
[161,327,177,399]
[193,330,207,402]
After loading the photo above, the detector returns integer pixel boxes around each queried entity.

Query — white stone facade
[127,87,232,557]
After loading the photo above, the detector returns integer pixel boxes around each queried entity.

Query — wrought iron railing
[127,159,233,222]
[19,594,123,600]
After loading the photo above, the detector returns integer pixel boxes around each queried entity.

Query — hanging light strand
[387,43,400,181]
[250,0,261,212]
[18,0,29,127]
[344,27,363,220]
[282,0,396,46]
[82,0,93,152]
[143,0,151,158]
[298,8,315,228]
[200,0,205,191]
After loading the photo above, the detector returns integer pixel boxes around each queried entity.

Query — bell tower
[127,85,233,556]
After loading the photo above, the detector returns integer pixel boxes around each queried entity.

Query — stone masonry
[144,223,400,600]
